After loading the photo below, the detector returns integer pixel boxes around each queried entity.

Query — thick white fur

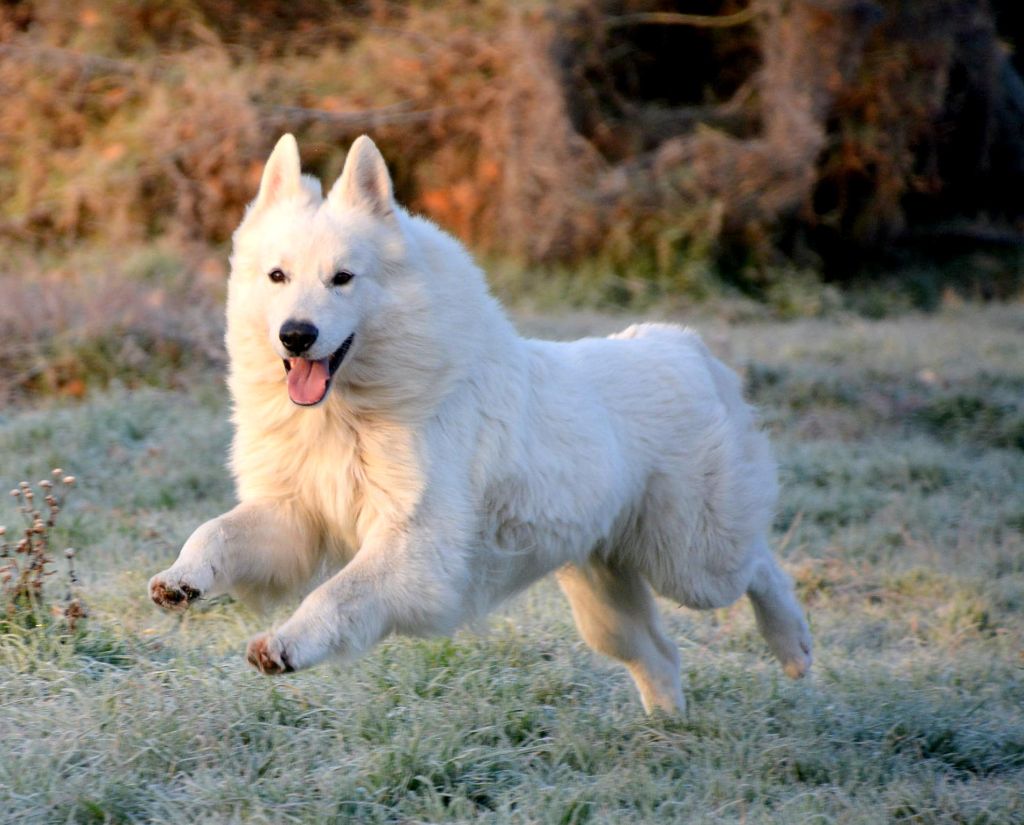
[149,134,811,713]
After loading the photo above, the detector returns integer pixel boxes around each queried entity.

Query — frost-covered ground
[1,306,1022,823]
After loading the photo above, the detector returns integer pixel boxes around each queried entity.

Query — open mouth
[282,333,354,406]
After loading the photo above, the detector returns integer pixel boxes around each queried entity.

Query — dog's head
[228,134,405,407]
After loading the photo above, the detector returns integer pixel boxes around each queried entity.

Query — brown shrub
[0,0,1021,276]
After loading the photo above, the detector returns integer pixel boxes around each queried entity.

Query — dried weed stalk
[0,468,85,633]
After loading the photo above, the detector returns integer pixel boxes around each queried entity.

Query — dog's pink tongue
[287,358,330,405]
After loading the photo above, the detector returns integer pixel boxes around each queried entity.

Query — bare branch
[0,44,137,77]
[605,6,758,31]
[261,101,461,133]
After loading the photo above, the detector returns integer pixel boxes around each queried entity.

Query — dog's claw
[150,580,201,611]
[247,634,293,675]
[782,638,813,680]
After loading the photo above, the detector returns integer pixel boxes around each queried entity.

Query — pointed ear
[253,134,303,211]
[327,135,395,218]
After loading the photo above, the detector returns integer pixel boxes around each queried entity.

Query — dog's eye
[331,270,355,287]
[268,268,287,284]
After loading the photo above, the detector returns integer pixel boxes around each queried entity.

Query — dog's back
[477,323,776,609]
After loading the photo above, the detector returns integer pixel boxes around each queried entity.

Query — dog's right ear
[252,133,303,211]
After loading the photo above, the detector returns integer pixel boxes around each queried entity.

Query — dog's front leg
[149,499,317,611]
[246,526,465,674]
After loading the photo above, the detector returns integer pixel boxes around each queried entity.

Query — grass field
[1,305,1023,824]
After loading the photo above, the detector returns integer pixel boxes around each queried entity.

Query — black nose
[279,320,319,355]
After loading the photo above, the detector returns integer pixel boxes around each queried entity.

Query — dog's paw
[758,606,813,680]
[149,572,202,612]
[781,633,813,680]
[246,632,294,675]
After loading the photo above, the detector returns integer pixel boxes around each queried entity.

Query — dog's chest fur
[231,384,423,558]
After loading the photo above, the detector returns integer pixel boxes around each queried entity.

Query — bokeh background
[1,0,1023,402]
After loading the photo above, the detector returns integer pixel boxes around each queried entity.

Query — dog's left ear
[328,135,395,219]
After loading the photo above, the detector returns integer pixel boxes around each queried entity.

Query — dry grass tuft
[0,245,224,404]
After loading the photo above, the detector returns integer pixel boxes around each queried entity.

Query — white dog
[149,134,811,713]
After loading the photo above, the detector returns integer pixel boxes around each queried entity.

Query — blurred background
[1,0,1022,401]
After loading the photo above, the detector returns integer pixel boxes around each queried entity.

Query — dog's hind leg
[556,560,685,714]
[746,539,812,679]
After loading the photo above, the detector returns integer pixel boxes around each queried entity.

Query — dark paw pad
[151,580,201,610]
[246,636,293,675]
